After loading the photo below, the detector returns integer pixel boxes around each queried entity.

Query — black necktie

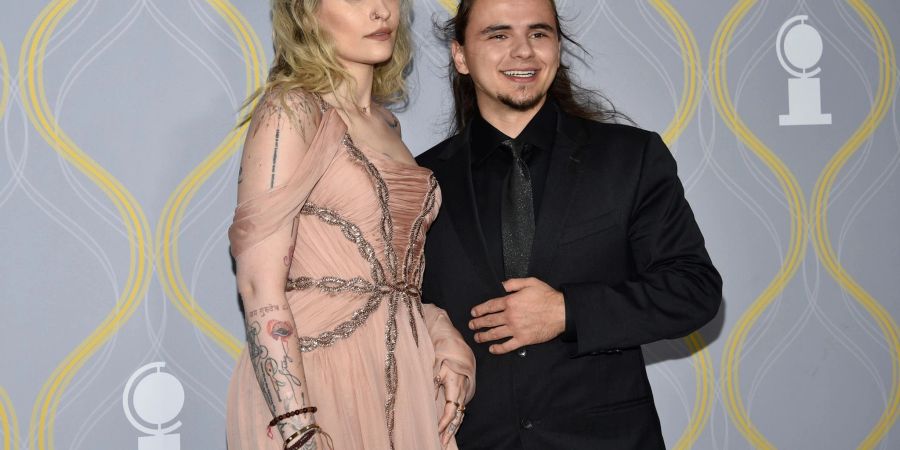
[500,139,534,279]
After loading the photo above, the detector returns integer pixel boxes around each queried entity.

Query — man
[416,0,723,448]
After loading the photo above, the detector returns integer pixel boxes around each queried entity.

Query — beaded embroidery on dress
[226,92,473,450]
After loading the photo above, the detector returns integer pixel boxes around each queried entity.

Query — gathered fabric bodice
[286,134,440,353]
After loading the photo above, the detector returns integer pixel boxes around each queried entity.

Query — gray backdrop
[2,0,899,449]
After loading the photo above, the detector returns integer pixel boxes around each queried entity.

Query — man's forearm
[560,263,722,355]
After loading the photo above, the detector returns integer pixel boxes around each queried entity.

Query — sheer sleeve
[229,91,340,258]
[237,91,322,199]
[227,90,341,444]
[423,304,476,403]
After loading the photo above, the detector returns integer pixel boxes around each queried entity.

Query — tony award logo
[123,362,185,450]
[777,15,832,126]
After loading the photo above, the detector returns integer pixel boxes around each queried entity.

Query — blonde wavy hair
[243,0,412,123]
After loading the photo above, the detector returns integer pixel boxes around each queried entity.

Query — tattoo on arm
[270,124,281,189]
[244,305,311,440]
[284,245,295,267]
[246,303,289,319]
[247,93,318,191]
[245,321,276,413]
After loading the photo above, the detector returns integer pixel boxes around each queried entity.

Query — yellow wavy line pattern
[0,42,17,450]
[0,40,9,117]
[19,2,154,450]
[5,0,896,448]
[813,2,899,448]
[650,0,701,144]
[0,387,20,450]
[711,0,809,448]
[438,0,458,14]
[646,2,713,448]
[155,0,266,359]
[674,334,713,450]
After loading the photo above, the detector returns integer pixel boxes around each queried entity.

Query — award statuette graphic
[777,15,832,126]
[123,362,185,450]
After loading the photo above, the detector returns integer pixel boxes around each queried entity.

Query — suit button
[517,348,527,357]
[520,419,533,430]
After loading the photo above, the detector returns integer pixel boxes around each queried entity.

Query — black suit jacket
[416,109,722,450]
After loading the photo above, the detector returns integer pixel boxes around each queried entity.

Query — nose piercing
[371,11,384,20]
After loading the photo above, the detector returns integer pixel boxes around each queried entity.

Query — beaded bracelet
[266,407,317,438]
[268,406,318,428]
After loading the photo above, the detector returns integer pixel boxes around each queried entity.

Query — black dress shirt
[470,100,557,278]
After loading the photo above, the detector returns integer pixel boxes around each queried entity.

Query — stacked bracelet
[282,430,303,449]
[285,424,320,450]
[266,407,318,438]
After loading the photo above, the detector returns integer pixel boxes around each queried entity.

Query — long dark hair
[438,0,629,135]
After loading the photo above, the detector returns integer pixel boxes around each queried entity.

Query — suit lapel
[529,112,588,278]
[435,133,505,292]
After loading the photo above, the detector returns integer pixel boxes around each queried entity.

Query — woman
[226,0,475,449]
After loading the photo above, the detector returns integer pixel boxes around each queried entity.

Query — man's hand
[469,277,566,354]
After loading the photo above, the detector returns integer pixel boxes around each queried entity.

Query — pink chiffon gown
[226,94,475,449]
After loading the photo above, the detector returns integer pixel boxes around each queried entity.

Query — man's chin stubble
[498,91,546,112]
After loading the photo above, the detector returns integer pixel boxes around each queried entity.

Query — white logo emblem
[123,362,185,450]
[777,15,832,126]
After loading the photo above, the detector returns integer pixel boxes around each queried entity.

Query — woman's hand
[435,363,469,447]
